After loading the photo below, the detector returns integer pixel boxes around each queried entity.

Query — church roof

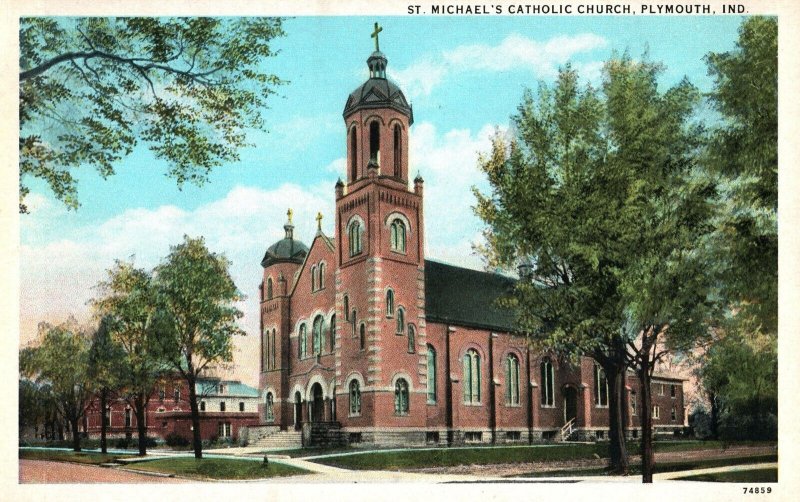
[261,220,309,268]
[343,50,413,123]
[424,260,517,332]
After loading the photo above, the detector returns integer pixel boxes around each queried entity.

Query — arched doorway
[310,383,324,423]
[563,386,578,425]
[294,391,303,430]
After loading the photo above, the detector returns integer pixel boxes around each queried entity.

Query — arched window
[396,307,405,334]
[463,349,481,404]
[390,219,406,253]
[393,124,401,177]
[262,329,269,371]
[343,295,349,320]
[271,329,276,369]
[369,120,380,165]
[319,263,325,289]
[311,265,317,291]
[506,354,520,406]
[350,127,357,181]
[349,380,361,415]
[427,345,437,403]
[594,364,608,407]
[312,315,324,356]
[348,220,362,256]
[266,393,274,421]
[266,277,273,300]
[394,378,409,415]
[540,357,554,407]
[385,289,394,317]
[359,323,366,350]
[329,314,336,352]
[630,390,637,416]
[407,324,416,353]
[299,324,307,359]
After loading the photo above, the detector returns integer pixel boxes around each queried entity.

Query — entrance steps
[250,430,303,449]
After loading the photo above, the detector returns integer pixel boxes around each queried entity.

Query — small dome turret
[260,209,309,268]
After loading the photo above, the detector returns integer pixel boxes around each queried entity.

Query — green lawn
[19,449,134,465]
[126,457,309,480]
[677,468,778,483]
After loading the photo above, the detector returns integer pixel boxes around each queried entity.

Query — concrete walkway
[654,462,778,481]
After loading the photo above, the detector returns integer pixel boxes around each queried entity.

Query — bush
[165,432,191,448]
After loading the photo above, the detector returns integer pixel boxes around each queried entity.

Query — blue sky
[20,15,747,383]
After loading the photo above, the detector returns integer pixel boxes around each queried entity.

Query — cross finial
[287,208,293,225]
[316,212,323,231]
[371,22,383,52]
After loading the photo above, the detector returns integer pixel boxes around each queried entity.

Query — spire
[367,23,388,79]
[284,208,294,239]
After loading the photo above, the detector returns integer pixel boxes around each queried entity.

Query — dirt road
[19,459,190,483]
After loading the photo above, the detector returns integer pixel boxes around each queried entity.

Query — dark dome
[343,51,413,123]
[261,223,308,268]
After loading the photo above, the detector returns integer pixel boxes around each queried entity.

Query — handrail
[560,417,576,441]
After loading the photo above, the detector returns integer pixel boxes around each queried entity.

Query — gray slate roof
[424,259,517,332]
[261,236,308,267]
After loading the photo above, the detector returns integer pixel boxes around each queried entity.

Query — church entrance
[563,386,578,425]
[310,383,324,423]
[294,391,303,430]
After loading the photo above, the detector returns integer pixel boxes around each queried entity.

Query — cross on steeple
[316,212,323,231]
[287,208,293,225]
[371,22,383,52]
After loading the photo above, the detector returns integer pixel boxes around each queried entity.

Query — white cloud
[324,157,345,175]
[393,33,608,98]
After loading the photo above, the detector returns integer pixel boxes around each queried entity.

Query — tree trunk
[709,391,720,440]
[99,389,108,454]
[606,363,630,474]
[57,421,64,441]
[70,417,81,452]
[639,360,654,483]
[188,374,203,459]
[135,393,148,456]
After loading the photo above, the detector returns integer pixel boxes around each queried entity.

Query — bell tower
[335,24,428,432]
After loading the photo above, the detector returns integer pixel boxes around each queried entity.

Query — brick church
[256,31,686,447]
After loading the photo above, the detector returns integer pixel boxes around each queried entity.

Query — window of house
[659,383,665,396]
[263,329,269,371]
[343,295,349,320]
[390,219,406,253]
[159,386,165,402]
[220,401,226,412]
[200,401,206,412]
[653,405,660,420]
[267,277,273,300]
[671,406,677,421]
[311,265,317,291]
[465,431,483,443]
[396,307,405,334]
[594,364,609,407]
[348,220,363,256]
[351,309,357,335]
[350,127,357,180]
[369,120,380,164]
[124,408,131,428]
[271,329,276,369]
[394,379,409,415]
[427,345,437,404]
[630,391,637,416]
[239,402,245,412]
[319,263,325,289]
[407,324,416,353]
[349,380,361,415]
[393,124,402,177]
[506,431,522,441]
[463,349,481,404]
[174,388,180,403]
[359,323,366,350]
[506,354,520,406]
[329,314,336,352]
[266,393,274,421]
[386,289,394,317]
[218,422,231,438]
[312,315,324,356]
[671,384,676,398]
[219,384,225,394]
[299,323,307,358]
[540,358,554,407]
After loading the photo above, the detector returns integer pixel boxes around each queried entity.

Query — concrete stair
[251,430,303,449]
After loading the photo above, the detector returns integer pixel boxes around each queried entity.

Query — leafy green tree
[19,17,285,213]
[92,261,166,456]
[476,55,721,483]
[86,316,126,453]
[20,323,93,451]
[153,236,244,458]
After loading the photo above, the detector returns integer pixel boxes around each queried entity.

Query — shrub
[165,432,191,447]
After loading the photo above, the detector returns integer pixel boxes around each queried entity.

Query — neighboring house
[256,40,687,447]
[83,377,260,442]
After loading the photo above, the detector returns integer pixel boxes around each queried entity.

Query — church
[255,28,686,447]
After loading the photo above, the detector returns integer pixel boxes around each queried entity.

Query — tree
[92,261,166,456]
[475,55,721,483]
[20,323,94,452]
[86,316,125,454]
[19,17,285,213]
[153,236,244,458]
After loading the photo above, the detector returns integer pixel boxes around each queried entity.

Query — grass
[19,449,134,465]
[510,454,778,478]
[126,457,309,480]
[677,468,778,483]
